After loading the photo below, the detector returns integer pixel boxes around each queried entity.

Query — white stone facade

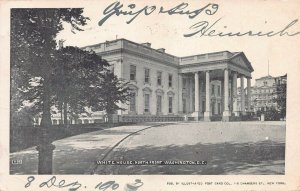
[83,39,254,121]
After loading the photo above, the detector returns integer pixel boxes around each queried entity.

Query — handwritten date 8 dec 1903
[24,176,132,191]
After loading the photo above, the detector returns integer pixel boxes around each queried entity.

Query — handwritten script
[98,1,300,38]
[24,176,143,191]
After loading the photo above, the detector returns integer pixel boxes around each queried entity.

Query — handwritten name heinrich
[98,1,300,38]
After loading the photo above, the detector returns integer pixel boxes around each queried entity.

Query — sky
[56,0,300,85]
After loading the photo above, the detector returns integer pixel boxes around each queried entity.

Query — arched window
[128,84,139,114]
[129,92,136,112]
[155,89,164,114]
[143,87,152,113]
[168,97,173,113]
[167,91,175,114]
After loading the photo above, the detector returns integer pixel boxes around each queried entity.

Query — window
[168,74,173,87]
[217,85,221,96]
[168,97,173,113]
[183,98,187,113]
[183,78,186,89]
[144,68,150,84]
[212,85,215,95]
[144,94,150,113]
[53,119,57,125]
[157,95,162,113]
[130,65,136,81]
[129,92,136,112]
[157,71,162,86]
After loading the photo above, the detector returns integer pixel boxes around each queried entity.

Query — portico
[178,51,254,121]
[84,39,254,123]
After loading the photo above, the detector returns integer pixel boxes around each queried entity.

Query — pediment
[230,53,254,72]
[167,90,175,96]
[128,84,139,91]
[142,87,152,93]
[155,89,164,95]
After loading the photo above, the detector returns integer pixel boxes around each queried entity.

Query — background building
[237,74,287,114]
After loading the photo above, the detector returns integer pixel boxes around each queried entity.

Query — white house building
[82,39,254,122]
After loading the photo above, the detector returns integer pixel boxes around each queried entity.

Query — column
[230,79,233,112]
[194,72,199,112]
[247,77,251,112]
[232,72,239,116]
[240,76,246,115]
[192,72,201,120]
[178,74,183,114]
[222,69,231,121]
[204,71,211,121]
[221,79,224,113]
[200,82,204,113]
[189,78,193,112]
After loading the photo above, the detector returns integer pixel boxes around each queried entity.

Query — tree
[54,46,109,126]
[265,106,280,121]
[89,71,131,124]
[11,9,89,127]
[273,82,287,119]
[11,106,37,127]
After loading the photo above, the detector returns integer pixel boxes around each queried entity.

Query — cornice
[96,48,180,69]
[95,47,253,77]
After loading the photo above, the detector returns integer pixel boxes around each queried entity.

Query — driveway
[10,121,285,175]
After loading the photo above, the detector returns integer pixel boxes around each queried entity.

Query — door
[183,98,186,113]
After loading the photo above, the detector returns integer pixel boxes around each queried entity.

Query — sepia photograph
[1,0,300,191]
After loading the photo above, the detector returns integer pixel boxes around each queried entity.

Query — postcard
[0,0,300,190]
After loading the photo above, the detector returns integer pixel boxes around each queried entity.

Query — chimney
[157,48,165,53]
[141,42,151,47]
